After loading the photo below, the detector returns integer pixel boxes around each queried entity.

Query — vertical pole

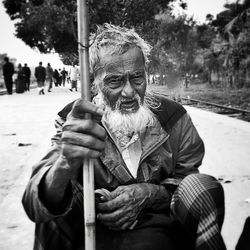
[77,0,96,250]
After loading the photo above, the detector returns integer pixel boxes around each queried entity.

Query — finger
[62,131,105,151]
[63,119,107,140]
[62,143,101,159]
[98,208,126,223]
[98,196,126,212]
[70,99,104,119]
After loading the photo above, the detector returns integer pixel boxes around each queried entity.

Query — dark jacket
[22,95,205,249]
[35,66,46,82]
[3,62,14,78]
[23,66,31,79]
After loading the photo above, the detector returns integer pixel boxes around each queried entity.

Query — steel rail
[154,92,250,116]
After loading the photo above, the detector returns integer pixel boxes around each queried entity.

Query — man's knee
[177,173,223,202]
[171,174,225,225]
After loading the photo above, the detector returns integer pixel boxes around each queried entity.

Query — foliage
[3,0,179,63]
[186,0,250,88]
[148,13,198,84]
[3,0,250,89]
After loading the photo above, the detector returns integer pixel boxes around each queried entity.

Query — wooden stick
[77,0,96,249]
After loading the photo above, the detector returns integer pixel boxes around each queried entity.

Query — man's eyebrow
[103,74,123,80]
[130,70,145,76]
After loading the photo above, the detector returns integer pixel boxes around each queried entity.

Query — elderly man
[23,24,226,250]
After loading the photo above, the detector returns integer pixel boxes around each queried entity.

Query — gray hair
[89,23,152,75]
[89,24,160,110]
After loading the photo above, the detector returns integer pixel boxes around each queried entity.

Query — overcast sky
[0,0,233,67]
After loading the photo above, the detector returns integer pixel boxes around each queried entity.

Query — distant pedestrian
[2,57,14,95]
[53,69,60,87]
[46,63,53,92]
[61,67,68,87]
[69,64,79,91]
[58,69,62,86]
[16,63,26,93]
[184,73,190,88]
[23,63,31,91]
[35,62,46,95]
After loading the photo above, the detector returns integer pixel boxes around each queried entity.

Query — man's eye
[105,78,121,88]
[131,75,144,85]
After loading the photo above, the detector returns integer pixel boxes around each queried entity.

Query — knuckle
[83,134,92,145]
[84,119,93,130]
[123,193,130,201]
[84,148,100,158]
[84,148,91,157]
[61,130,70,139]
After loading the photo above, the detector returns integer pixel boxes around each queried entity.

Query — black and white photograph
[0,0,249,249]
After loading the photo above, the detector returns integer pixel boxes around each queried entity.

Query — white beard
[103,101,156,135]
[93,91,156,135]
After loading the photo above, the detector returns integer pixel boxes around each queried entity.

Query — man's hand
[60,99,107,175]
[41,99,107,207]
[97,183,165,231]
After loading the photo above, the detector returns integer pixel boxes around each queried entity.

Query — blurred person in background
[16,63,25,94]
[35,61,46,95]
[61,67,68,87]
[69,63,79,91]
[58,69,62,86]
[2,57,14,95]
[23,63,31,91]
[53,69,60,87]
[46,63,54,92]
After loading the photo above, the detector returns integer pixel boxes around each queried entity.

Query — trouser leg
[171,173,226,250]
[27,79,30,91]
[5,78,13,94]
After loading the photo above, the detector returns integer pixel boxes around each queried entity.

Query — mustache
[115,95,141,109]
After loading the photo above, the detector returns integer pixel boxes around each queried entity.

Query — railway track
[155,92,250,122]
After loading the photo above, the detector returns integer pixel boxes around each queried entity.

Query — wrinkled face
[96,47,147,114]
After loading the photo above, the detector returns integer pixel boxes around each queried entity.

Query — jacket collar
[100,115,169,184]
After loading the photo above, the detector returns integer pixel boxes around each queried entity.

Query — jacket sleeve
[162,112,205,186]
[22,116,74,223]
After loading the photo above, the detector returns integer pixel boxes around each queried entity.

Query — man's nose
[121,77,135,97]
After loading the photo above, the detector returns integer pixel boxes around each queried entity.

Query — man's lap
[96,223,176,250]
[96,213,193,250]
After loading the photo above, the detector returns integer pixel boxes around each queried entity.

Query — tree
[149,12,197,85]
[3,0,180,63]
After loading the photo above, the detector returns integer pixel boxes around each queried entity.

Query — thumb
[68,99,104,119]
[109,186,125,199]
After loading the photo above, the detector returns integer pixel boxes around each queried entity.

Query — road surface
[0,86,249,250]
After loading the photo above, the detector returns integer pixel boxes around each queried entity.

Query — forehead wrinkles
[97,47,145,75]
